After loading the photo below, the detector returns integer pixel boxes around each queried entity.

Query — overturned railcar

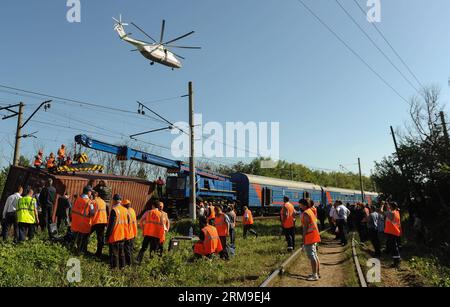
[0,166,155,216]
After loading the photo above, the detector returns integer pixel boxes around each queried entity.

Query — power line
[352,0,425,90]
[296,0,411,106]
[334,0,420,94]
[0,84,175,125]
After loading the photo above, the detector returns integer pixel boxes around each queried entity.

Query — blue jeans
[18,223,36,242]
[2,212,18,241]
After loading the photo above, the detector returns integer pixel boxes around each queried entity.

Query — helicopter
[113,15,201,69]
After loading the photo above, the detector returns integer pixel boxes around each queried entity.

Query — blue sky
[1,0,449,175]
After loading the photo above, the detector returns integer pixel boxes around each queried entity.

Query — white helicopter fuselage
[114,24,182,69]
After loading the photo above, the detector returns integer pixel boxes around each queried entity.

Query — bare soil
[271,236,352,287]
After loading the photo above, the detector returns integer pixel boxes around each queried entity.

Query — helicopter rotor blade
[166,45,202,49]
[130,22,157,43]
[160,20,166,44]
[172,52,185,60]
[166,49,185,60]
[163,31,195,45]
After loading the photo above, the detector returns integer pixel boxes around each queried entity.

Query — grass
[0,219,291,287]
[351,231,450,287]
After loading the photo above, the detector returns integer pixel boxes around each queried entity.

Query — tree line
[372,86,450,253]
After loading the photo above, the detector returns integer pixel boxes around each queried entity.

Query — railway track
[260,231,367,287]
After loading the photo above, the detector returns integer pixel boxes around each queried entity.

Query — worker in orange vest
[194,215,223,258]
[207,202,216,224]
[137,201,165,263]
[34,150,43,168]
[123,199,137,266]
[46,153,56,169]
[214,206,230,260]
[243,206,257,238]
[382,201,402,267]
[299,198,321,281]
[71,186,95,255]
[104,194,129,269]
[57,144,66,166]
[90,191,109,258]
[281,196,296,251]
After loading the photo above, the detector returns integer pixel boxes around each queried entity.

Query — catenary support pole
[189,82,196,220]
[13,102,24,166]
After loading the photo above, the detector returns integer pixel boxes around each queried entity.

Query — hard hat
[122,199,131,205]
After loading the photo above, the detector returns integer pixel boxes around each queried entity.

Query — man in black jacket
[39,178,56,238]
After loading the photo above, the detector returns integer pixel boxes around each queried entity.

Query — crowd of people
[1,178,402,275]
[320,199,402,267]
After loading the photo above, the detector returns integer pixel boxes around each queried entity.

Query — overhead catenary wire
[296,0,411,106]
[352,0,425,90]
[334,0,421,94]
[0,84,175,125]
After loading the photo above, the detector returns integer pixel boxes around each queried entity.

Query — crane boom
[75,134,181,170]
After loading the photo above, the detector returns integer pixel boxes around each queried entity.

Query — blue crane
[74,134,236,206]
[75,134,181,171]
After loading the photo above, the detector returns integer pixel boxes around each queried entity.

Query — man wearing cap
[90,191,108,258]
[105,194,129,269]
[71,186,95,255]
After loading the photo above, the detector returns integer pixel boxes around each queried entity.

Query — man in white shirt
[2,186,23,242]
[335,201,350,246]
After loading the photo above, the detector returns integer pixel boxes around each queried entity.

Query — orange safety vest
[281,202,295,229]
[34,154,42,167]
[384,210,401,237]
[91,197,108,225]
[126,207,137,240]
[57,148,65,159]
[107,205,129,244]
[215,213,229,237]
[243,209,254,225]
[193,225,223,256]
[207,206,216,223]
[302,208,321,245]
[143,209,165,243]
[46,157,55,168]
[71,197,92,234]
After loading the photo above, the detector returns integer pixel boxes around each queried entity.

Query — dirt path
[271,236,352,287]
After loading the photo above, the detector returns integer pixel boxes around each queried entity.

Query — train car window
[264,188,272,206]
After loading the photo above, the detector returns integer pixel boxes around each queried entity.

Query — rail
[259,227,329,287]
[351,232,368,287]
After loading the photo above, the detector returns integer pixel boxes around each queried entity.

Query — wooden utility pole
[188,82,196,220]
[13,102,24,166]
[358,157,364,202]
[390,126,405,175]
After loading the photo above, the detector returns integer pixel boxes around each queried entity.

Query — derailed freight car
[0,166,155,217]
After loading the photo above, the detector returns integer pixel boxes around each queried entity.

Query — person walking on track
[382,201,402,267]
[299,198,321,281]
[281,196,296,251]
